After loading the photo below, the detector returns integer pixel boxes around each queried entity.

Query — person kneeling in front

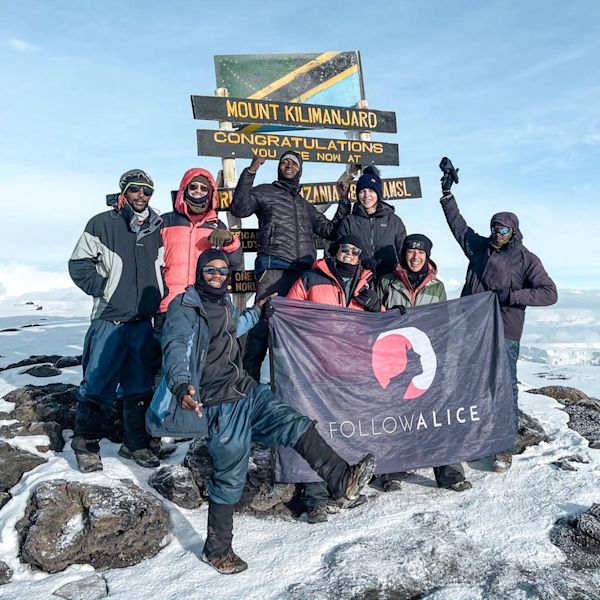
[155,249,375,574]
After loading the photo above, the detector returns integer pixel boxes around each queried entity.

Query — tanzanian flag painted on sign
[214,51,364,132]
[269,293,517,482]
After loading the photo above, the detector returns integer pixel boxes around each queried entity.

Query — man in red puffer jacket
[156,168,243,334]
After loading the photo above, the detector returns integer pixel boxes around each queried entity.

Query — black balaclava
[401,234,432,289]
[329,234,363,277]
[276,151,303,194]
[185,174,213,214]
[195,249,230,301]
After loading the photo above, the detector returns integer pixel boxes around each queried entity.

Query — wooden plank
[191,95,397,133]
[197,129,399,165]
[231,229,329,252]
[111,176,421,212]
[230,270,256,294]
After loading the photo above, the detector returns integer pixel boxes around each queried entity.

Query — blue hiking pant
[76,319,154,450]
[206,383,312,505]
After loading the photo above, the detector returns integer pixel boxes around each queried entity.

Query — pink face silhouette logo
[371,327,437,399]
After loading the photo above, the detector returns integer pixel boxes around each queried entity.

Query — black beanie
[195,249,230,285]
[119,169,153,191]
[402,234,433,259]
[329,234,364,256]
[356,166,382,202]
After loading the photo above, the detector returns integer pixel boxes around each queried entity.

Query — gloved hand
[208,228,234,248]
[495,288,510,306]
[390,304,407,315]
[439,157,459,193]
[354,284,381,312]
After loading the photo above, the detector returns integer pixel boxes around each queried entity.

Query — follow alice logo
[371,327,437,399]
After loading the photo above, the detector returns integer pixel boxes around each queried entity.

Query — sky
[0,0,599,301]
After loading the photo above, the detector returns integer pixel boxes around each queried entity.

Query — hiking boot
[118,444,160,468]
[335,493,369,510]
[493,452,513,473]
[306,505,328,524]
[201,549,248,575]
[75,451,103,472]
[72,436,103,472]
[344,454,376,501]
[445,480,473,492]
[381,475,403,493]
[149,437,177,458]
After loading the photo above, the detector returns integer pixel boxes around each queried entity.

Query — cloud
[7,38,39,53]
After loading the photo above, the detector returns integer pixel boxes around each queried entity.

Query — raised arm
[439,193,488,259]
[230,157,265,218]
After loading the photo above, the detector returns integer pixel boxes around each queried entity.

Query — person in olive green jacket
[376,233,472,493]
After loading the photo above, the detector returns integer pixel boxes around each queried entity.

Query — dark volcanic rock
[17,479,169,573]
[0,421,65,452]
[0,441,46,492]
[54,355,82,369]
[21,364,62,378]
[183,439,295,515]
[0,492,11,510]
[0,355,63,372]
[563,405,600,449]
[527,386,600,448]
[1,383,78,429]
[513,410,547,454]
[527,386,591,405]
[551,504,600,569]
[53,574,108,599]
[0,560,12,585]
[148,465,203,509]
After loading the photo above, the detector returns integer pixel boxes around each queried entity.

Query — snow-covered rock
[17,479,169,573]
[0,441,46,492]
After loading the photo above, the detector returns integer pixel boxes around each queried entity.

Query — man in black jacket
[439,171,557,473]
[68,169,164,472]
[230,151,350,381]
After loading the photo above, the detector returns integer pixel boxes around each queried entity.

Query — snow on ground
[1,316,599,600]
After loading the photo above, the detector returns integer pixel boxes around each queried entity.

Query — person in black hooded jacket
[337,166,407,280]
[230,151,351,381]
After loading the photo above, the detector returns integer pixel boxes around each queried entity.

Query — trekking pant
[206,383,351,505]
[382,463,466,489]
[75,319,154,451]
[243,268,303,381]
[301,482,329,509]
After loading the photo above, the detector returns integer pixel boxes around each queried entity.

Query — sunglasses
[124,182,154,197]
[339,244,362,256]
[188,182,210,194]
[492,226,512,235]
[202,266,230,276]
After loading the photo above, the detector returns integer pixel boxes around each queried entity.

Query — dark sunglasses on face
[124,183,154,197]
[339,244,362,256]
[188,182,210,194]
[492,226,512,235]
[202,266,230,276]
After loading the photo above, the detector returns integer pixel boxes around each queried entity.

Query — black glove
[172,382,192,402]
[495,288,510,306]
[439,157,459,193]
[390,304,407,315]
[262,300,275,320]
[354,284,381,312]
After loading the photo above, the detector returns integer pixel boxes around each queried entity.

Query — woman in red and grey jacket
[286,234,381,524]
[158,168,243,320]
[287,235,381,312]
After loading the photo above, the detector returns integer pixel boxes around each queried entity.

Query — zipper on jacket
[224,303,247,398]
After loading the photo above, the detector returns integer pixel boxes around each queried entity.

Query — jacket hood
[175,168,218,221]
[490,211,523,242]
[277,151,303,187]
[314,257,372,288]
[351,199,396,219]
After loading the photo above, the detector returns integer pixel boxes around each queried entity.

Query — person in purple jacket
[439,177,557,473]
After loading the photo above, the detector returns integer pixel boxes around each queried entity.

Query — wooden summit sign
[196,129,399,165]
[231,229,329,252]
[191,95,397,133]
[214,177,421,210]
